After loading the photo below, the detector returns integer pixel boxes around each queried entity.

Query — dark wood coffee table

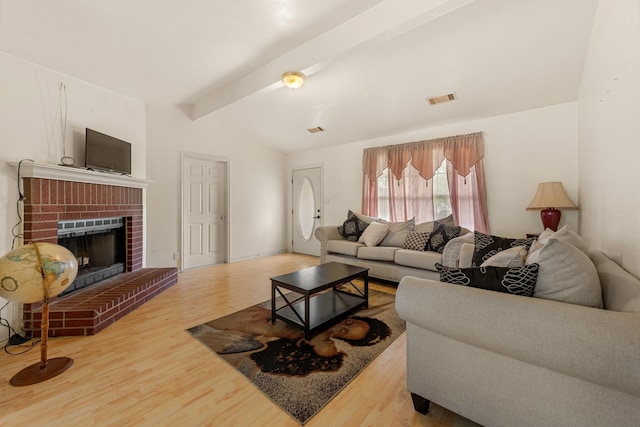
[270,262,369,340]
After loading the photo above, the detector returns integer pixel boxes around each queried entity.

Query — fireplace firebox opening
[57,217,126,296]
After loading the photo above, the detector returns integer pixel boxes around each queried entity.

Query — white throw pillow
[537,225,588,253]
[481,246,527,268]
[525,238,602,308]
[358,222,390,247]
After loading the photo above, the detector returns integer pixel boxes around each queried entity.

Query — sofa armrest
[315,225,343,263]
[441,233,474,267]
[396,276,640,397]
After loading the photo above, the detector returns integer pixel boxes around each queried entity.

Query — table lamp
[526,182,578,231]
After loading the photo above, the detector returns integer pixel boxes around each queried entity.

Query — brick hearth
[17,172,176,337]
[24,268,177,337]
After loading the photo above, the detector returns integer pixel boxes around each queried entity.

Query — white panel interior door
[292,167,322,256]
[182,155,227,269]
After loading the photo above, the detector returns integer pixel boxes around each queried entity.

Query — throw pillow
[480,246,527,268]
[525,238,603,308]
[436,263,540,297]
[337,211,369,242]
[537,225,588,253]
[380,218,415,247]
[425,221,462,254]
[472,232,535,266]
[401,231,431,251]
[358,222,390,247]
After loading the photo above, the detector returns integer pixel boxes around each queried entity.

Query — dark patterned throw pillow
[337,212,369,242]
[424,221,461,253]
[472,232,536,267]
[436,263,539,297]
[401,231,431,251]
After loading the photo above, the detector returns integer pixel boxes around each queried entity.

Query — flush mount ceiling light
[281,71,305,89]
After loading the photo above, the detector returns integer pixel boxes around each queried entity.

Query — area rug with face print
[186,288,405,425]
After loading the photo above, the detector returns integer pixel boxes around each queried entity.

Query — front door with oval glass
[292,167,322,256]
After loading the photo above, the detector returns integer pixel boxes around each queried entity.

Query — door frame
[290,164,323,254]
[180,152,230,271]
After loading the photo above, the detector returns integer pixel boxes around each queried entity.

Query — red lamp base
[540,208,561,231]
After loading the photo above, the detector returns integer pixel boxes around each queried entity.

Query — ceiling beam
[190,0,475,120]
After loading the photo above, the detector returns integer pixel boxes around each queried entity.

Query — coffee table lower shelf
[274,290,366,339]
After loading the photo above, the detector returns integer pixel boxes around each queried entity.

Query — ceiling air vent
[307,126,324,134]
[427,93,456,105]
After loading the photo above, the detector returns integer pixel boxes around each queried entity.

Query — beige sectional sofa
[315,214,469,282]
[395,239,640,425]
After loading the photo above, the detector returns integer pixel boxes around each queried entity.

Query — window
[377,161,452,222]
[362,132,490,232]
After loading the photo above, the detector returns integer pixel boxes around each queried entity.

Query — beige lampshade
[526,182,578,210]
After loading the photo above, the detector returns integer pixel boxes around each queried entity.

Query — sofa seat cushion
[395,249,442,271]
[357,246,399,262]
[327,240,363,257]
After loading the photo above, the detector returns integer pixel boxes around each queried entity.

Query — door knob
[313,215,321,219]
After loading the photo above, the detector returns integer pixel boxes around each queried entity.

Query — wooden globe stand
[10,243,74,387]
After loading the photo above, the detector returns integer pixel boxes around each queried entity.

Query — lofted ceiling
[0,0,599,153]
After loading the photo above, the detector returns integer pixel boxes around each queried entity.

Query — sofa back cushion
[590,251,640,312]
[380,218,415,247]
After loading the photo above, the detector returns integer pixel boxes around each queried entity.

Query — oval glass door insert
[298,177,315,240]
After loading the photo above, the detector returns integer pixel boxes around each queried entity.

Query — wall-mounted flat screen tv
[85,128,131,175]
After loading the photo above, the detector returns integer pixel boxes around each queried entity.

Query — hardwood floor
[0,254,478,426]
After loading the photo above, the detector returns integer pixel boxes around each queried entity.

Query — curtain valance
[362,132,484,182]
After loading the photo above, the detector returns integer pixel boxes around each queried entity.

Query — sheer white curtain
[361,132,490,233]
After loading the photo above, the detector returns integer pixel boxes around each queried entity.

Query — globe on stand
[0,242,78,386]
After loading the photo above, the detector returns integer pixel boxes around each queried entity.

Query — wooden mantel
[9,161,152,188]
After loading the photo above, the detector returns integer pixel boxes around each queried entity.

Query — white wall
[286,102,579,244]
[0,53,146,342]
[145,104,288,267]
[578,0,640,277]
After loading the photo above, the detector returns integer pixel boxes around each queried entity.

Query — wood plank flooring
[0,253,478,426]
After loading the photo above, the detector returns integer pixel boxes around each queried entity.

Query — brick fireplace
[14,162,177,337]
[23,177,144,268]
